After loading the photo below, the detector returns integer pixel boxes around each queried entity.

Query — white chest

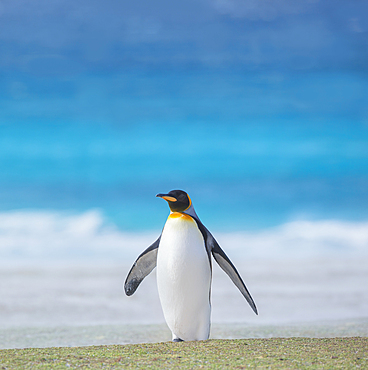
[156,212,212,341]
[157,213,208,277]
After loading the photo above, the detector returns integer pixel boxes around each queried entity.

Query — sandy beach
[1,256,367,349]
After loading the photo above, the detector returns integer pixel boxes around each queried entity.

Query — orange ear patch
[183,194,192,211]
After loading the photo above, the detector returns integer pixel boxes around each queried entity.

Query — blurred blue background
[1,1,368,339]
[0,0,367,232]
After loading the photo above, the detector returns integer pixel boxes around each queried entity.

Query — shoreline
[1,318,367,350]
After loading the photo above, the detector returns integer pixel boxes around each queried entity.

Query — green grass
[0,337,367,369]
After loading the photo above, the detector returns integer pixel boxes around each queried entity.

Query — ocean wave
[0,210,156,262]
[0,210,367,261]
[216,220,368,258]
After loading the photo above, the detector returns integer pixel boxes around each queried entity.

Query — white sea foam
[0,210,156,262]
[0,210,367,262]
[216,219,368,259]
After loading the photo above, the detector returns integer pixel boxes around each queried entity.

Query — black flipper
[124,237,160,296]
[191,216,258,315]
[211,239,258,315]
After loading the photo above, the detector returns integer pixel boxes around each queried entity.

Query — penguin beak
[156,193,177,202]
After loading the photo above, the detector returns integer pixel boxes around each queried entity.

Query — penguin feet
[172,337,184,342]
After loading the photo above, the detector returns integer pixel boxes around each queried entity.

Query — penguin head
[156,190,192,212]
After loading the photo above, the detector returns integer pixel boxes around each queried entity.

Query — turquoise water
[1,70,368,232]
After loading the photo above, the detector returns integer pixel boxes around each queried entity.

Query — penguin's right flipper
[124,237,160,296]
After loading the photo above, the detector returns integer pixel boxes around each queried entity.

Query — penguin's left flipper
[124,237,160,296]
[211,238,258,315]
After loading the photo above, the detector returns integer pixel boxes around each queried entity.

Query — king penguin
[125,190,258,342]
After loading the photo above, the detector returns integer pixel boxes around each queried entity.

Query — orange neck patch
[169,212,193,221]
